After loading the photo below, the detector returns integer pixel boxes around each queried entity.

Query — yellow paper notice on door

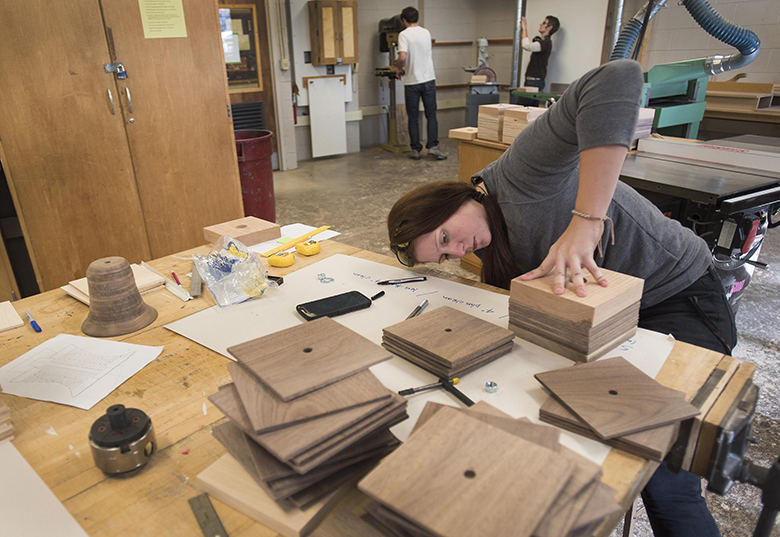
[139,0,188,39]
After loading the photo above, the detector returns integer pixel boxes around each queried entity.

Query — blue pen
[24,311,42,333]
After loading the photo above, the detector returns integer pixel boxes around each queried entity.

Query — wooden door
[337,1,358,64]
[101,0,244,258]
[0,0,152,291]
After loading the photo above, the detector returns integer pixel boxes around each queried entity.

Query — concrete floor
[273,138,780,537]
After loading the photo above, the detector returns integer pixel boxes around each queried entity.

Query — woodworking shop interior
[0,0,779,536]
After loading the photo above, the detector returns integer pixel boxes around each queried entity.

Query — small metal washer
[485,381,498,394]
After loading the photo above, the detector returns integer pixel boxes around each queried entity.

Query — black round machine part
[89,404,151,451]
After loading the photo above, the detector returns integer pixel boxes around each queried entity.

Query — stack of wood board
[359,402,621,537]
[632,107,655,142]
[477,104,524,142]
[0,302,24,334]
[508,268,644,363]
[536,357,700,461]
[501,107,546,144]
[198,317,405,534]
[448,126,478,141]
[705,90,775,110]
[0,398,12,442]
[382,306,515,379]
[60,263,166,305]
[203,216,281,246]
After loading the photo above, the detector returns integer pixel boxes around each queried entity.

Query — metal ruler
[188,493,228,537]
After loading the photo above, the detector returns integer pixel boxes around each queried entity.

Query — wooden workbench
[0,239,730,537]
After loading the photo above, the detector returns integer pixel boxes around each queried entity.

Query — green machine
[613,0,760,138]
[513,0,760,139]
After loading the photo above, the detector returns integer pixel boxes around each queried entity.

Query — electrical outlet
[280,58,290,70]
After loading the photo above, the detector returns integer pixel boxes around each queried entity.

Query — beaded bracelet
[571,210,615,258]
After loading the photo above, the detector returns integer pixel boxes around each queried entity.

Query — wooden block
[706,91,773,110]
[228,363,391,434]
[310,508,389,537]
[383,307,514,368]
[0,302,23,333]
[539,395,677,461]
[359,407,574,537]
[448,127,478,141]
[196,453,350,537]
[382,338,513,379]
[203,216,281,246]
[535,357,699,440]
[209,384,402,469]
[681,355,739,471]
[365,502,436,537]
[690,361,756,476]
[229,317,392,402]
[510,323,637,364]
[516,86,539,93]
[510,268,644,327]
[411,401,561,452]
[66,264,166,304]
[504,107,544,121]
[470,75,487,84]
[707,81,777,94]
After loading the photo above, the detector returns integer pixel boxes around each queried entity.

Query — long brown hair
[387,182,520,289]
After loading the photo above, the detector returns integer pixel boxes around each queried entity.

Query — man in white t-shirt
[395,7,446,160]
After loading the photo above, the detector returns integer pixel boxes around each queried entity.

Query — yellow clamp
[295,240,321,256]
[268,251,294,268]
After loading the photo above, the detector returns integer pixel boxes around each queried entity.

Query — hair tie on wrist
[571,210,615,258]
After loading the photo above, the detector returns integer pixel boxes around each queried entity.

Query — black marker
[377,277,427,285]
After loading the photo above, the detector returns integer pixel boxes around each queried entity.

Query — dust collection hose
[610,0,761,74]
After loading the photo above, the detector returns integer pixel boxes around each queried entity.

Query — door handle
[126,87,133,113]
[108,89,115,115]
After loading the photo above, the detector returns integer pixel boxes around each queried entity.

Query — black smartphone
[296,291,372,321]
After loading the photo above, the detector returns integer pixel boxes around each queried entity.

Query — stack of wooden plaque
[501,107,546,144]
[448,126,478,141]
[382,306,515,379]
[508,268,644,363]
[198,317,406,524]
[632,107,655,143]
[536,357,700,461]
[477,104,523,142]
[359,401,621,537]
[0,398,12,443]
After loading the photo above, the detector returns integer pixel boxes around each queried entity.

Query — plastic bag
[193,236,277,307]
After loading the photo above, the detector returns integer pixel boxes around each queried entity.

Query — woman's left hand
[518,144,628,296]
[519,216,607,296]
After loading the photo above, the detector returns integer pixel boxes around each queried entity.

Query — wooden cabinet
[307,1,358,66]
[0,0,244,291]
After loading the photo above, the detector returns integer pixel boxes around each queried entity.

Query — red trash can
[235,129,276,222]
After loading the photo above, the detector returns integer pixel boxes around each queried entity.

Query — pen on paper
[24,311,42,333]
[377,277,427,285]
[406,299,429,320]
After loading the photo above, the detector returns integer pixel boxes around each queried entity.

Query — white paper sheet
[0,334,164,410]
[166,254,675,465]
[247,223,340,251]
[0,441,89,536]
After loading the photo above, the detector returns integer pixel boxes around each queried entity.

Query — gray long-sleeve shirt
[477,60,710,308]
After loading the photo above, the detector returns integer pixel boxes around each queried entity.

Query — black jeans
[638,267,736,537]
[404,80,439,152]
